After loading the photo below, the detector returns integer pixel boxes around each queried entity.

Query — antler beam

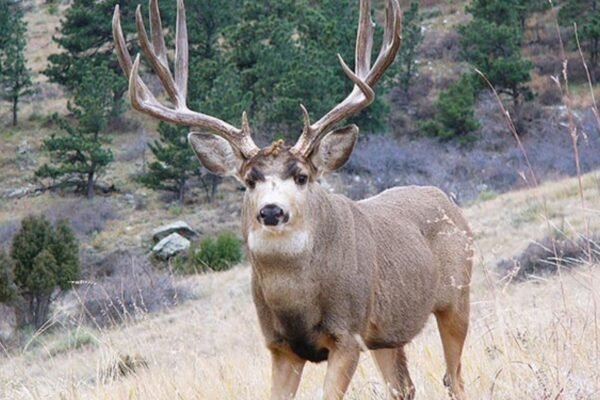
[112,0,260,159]
[290,0,402,158]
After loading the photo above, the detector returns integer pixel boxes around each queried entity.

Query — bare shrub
[419,29,461,61]
[72,250,192,328]
[102,353,149,382]
[108,115,141,134]
[565,55,590,83]
[345,135,407,192]
[420,0,443,8]
[533,53,562,75]
[45,198,119,238]
[0,220,19,250]
[118,131,149,162]
[513,102,547,135]
[532,23,563,50]
[537,84,563,106]
[497,234,600,280]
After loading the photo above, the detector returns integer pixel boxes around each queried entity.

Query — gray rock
[6,185,35,199]
[17,140,31,155]
[152,233,190,260]
[151,220,200,242]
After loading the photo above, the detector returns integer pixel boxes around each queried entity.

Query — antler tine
[175,0,189,102]
[367,0,402,86]
[149,0,168,65]
[112,0,259,159]
[290,0,402,158]
[136,4,180,104]
[112,5,133,77]
[355,0,374,79]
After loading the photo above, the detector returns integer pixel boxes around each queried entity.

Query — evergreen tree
[51,220,80,289]
[459,0,533,107]
[559,0,600,82]
[10,216,79,329]
[224,0,393,139]
[139,122,204,204]
[396,1,423,97]
[0,5,32,126]
[516,0,551,30]
[0,251,17,303]
[36,64,115,199]
[44,0,233,111]
[45,0,149,92]
[420,74,479,141]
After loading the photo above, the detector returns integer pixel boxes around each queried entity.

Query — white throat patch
[248,229,312,256]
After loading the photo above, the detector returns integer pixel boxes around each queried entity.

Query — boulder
[151,221,200,243]
[152,233,190,260]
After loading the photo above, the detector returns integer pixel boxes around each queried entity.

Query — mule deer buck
[113,0,473,398]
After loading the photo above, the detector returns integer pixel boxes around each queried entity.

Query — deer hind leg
[434,301,469,400]
[371,347,415,400]
[270,349,306,400]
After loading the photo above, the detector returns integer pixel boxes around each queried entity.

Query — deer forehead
[242,152,312,182]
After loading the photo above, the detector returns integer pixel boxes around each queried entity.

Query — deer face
[189,125,358,236]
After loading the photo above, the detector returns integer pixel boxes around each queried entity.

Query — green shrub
[47,4,58,15]
[420,74,479,142]
[175,232,243,274]
[10,215,80,328]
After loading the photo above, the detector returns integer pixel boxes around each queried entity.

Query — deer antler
[290,0,402,158]
[112,0,260,159]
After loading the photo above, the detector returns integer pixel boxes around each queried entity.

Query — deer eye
[294,174,308,186]
[245,179,256,189]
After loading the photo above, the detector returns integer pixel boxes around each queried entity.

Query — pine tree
[51,220,80,290]
[396,2,423,97]
[36,64,115,199]
[139,122,222,204]
[225,0,393,139]
[27,250,58,328]
[43,0,230,109]
[139,123,203,204]
[0,4,32,126]
[10,216,79,329]
[44,0,147,92]
[459,0,533,107]
[420,75,479,141]
[559,0,600,82]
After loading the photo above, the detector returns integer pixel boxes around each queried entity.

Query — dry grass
[1,172,599,400]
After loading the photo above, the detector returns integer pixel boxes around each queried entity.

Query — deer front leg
[271,349,306,400]
[323,335,360,400]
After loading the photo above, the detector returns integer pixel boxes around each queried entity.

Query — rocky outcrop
[152,233,190,260]
[151,221,200,243]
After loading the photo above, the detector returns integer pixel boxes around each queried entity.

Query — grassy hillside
[1,172,598,400]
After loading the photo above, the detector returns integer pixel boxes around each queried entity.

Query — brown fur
[241,151,473,400]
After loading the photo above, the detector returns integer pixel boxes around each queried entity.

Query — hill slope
[1,172,598,399]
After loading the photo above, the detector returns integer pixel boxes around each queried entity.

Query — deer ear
[310,125,358,174]
[188,132,244,178]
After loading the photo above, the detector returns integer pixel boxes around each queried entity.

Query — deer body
[246,183,472,397]
[113,0,472,398]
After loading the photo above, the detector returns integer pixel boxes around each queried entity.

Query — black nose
[258,204,287,226]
